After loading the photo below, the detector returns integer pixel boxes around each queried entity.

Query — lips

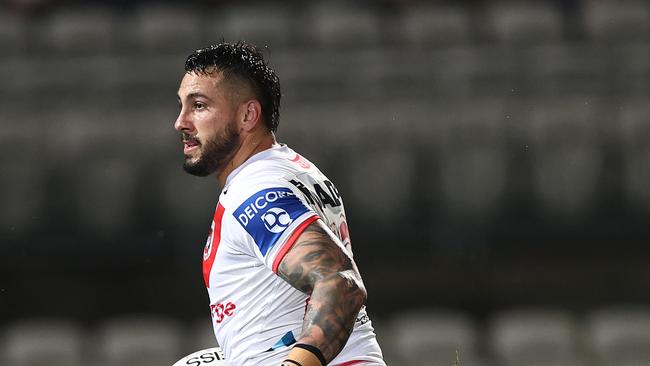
[182,137,200,153]
[183,140,199,147]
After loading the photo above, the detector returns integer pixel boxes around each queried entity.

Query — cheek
[194,113,223,138]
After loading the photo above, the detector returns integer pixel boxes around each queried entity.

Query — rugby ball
[173,347,227,366]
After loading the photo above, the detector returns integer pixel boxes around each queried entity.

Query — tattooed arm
[277,219,367,365]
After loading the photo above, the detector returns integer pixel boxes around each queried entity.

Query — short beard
[183,121,240,177]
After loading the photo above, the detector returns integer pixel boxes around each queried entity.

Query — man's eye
[193,102,205,110]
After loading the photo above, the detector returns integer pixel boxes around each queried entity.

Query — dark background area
[0,0,649,365]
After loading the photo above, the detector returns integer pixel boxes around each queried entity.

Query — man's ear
[239,99,263,132]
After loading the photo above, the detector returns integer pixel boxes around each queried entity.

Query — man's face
[175,71,241,177]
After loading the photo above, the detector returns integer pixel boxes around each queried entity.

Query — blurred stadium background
[1,0,649,365]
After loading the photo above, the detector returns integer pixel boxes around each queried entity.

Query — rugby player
[174,42,386,366]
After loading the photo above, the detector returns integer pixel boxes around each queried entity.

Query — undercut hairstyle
[185,42,281,132]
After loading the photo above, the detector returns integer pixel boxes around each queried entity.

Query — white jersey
[201,144,385,366]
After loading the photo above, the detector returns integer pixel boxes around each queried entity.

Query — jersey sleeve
[230,182,320,273]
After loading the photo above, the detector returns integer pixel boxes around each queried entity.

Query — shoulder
[223,146,319,202]
[219,157,322,258]
[222,164,292,210]
[219,150,312,221]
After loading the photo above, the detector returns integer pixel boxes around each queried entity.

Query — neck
[216,131,277,186]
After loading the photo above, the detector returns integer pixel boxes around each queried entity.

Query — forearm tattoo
[278,222,367,363]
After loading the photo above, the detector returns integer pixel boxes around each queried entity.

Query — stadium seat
[379,45,521,98]
[622,148,650,212]
[583,0,650,42]
[278,102,358,160]
[0,9,27,54]
[587,306,650,366]
[431,46,486,98]
[400,4,471,46]
[19,56,121,95]
[126,4,202,53]
[0,116,44,234]
[362,48,432,99]
[365,100,451,151]
[618,100,650,150]
[207,4,294,49]
[466,45,522,96]
[531,145,602,217]
[434,100,508,219]
[433,98,509,152]
[485,1,564,44]
[342,144,415,223]
[618,101,650,210]
[0,57,30,97]
[390,309,483,365]
[370,46,479,99]
[271,50,364,103]
[489,308,582,366]
[438,146,508,219]
[365,45,519,99]
[41,6,115,54]
[614,42,650,97]
[526,98,604,217]
[524,43,609,97]
[76,156,137,236]
[46,102,153,234]
[0,160,45,236]
[95,315,183,366]
[157,158,221,232]
[299,2,382,48]
[1,319,83,366]
[111,54,180,92]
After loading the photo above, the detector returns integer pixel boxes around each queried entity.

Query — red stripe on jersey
[203,203,225,287]
[334,361,366,366]
[272,215,319,274]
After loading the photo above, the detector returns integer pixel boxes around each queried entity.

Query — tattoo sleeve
[277,220,367,364]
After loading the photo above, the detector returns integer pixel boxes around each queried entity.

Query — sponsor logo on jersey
[261,207,293,233]
[289,153,311,169]
[289,179,342,209]
[203,221,215,261]
[181,349,225,365]
[203,203,225,288]
[234,187,311,256]
[210,301,236,324]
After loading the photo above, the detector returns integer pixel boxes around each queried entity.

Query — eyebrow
[177,92,213,103]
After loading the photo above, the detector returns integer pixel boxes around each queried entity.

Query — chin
[183,156,219,177]
[184,155,199,164]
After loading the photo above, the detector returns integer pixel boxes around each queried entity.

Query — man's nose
[174,110,192,132]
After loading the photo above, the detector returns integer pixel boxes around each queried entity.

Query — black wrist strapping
[282,360,303,366]
[293,343,326,366]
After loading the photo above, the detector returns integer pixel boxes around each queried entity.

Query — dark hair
[185,42,281,132]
